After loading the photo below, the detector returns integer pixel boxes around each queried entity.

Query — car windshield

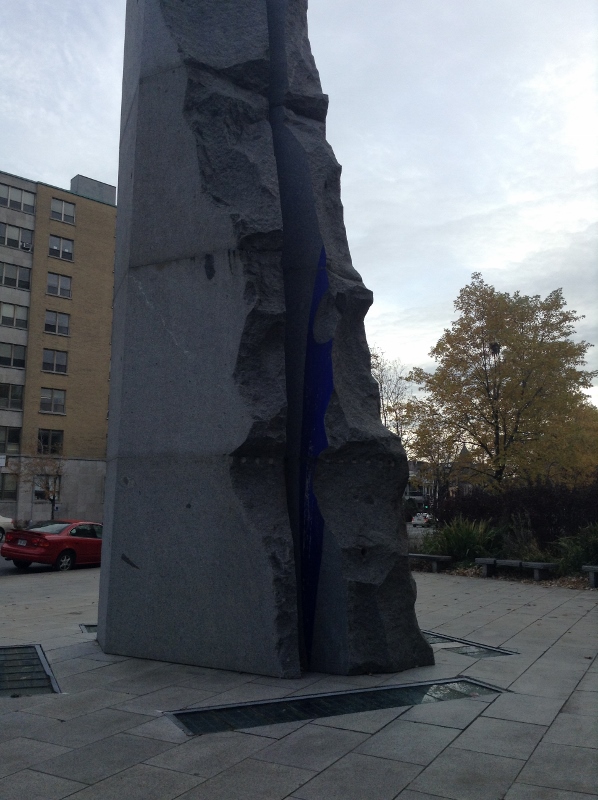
[25,521,70,535]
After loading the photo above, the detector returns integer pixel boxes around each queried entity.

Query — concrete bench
[475,558,523,577]
[409,553,452,573]
[582,565,598,588]
[522,562,558,581]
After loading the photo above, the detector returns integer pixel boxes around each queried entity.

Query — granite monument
[98,0,434,677]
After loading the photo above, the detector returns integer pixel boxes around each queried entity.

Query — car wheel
[54,551,75,571]
[13,560,31,569]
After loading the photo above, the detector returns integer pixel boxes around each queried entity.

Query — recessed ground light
[170,678,501,736]
[422,630,517,657]
[0,645,60,696]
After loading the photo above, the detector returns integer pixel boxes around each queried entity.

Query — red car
[1,520,102,571]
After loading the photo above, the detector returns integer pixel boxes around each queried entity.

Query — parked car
[0,520,102,571]
[411,513,434,527]
[0,514,15,542]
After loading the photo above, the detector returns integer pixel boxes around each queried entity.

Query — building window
[42,348,67,373]
[0,473,17,500]
[44,310,69,336]
[0,183,35,214]
[47,272,71,298]
[0,303,28,329]
[40,388,66,414]
[0,223,33,251]
[0,383,23,410]
[0,426,21,454]
[48,236,73,261]
[50,199,75,224]
[0,262,31,290]
[34,475,61,502]
[38,429,63,455]
[0,343,26,369]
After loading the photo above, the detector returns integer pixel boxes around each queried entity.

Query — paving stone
[577,670,598,692]
[56,763,202,800]
[47,642,103,663]
[191,683,292,707]
[0,738,71,779]
[34,732,174,784]
[312,706,407,734]
[24,688,137,720]
[0,769,86,800]
[482,692,564,725]
[114,686,216,716]
[253,724,368,772]
[51,657,109,678]
[408,747,525,800]
[292,752,421,800]
[543,713,598,747]
[128,715,192,743]
[176,758,314,800]
[396,792,456,800]
[399,697,490,729]
[147,730,271,778]
[505,783,598,799]
[26,708,154,748]
[239,720,311,739]
[453,716,547,759]
[356,719,460,765]
[518,742,598,795]
[0,711,66,744]
[560,690,598,718]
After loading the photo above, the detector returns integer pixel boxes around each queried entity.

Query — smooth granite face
[98,0,433,677]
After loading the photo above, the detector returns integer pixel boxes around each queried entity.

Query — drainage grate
[79,624,97,634]
[0,645,61,696]
[171,678,500,736]
[422,630,517,657]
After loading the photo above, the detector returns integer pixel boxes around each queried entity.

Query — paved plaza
[0,565,596,800]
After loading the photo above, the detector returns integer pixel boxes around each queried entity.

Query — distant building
[0,170,116,524]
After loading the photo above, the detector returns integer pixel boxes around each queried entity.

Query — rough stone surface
[98,0,432,677]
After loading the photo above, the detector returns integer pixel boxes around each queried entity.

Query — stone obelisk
[98,0,433,678]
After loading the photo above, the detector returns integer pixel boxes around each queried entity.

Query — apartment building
[0,170,116,524]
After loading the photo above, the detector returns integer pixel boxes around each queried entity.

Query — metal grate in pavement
[422,630,518,657]
[0,645,61,696]
[171,678,501,736]
[79,624,97,633]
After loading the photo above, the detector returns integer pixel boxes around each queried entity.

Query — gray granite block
[409,747,525,800]
[113,686,216,716]
[561,690,598,718]
[175,758,314,800]
[147,730,271,778]
[312,706,408,734]
[0,770,86,800]
[505,784,598,799]
[452,716,547,760]
[399,697,491,729]
[355,719,460,766]
[543,713,598,747]
[24,688,137,720]
[252,724,368,771]
[128,715,191,744]
[577,670,598,692]
[292,752,421,800]
[518,742,598,794]
[482,692,564,725]
[24,708,155,748]
[0,738,71,779]
[51,764,202,800]
[34,732,174,784]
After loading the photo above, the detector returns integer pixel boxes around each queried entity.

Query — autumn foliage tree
[408,273,597,489]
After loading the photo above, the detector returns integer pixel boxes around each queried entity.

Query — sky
[1,0,597,402]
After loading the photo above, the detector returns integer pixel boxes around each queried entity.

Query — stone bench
[521,562,558,581]
[475,559,557,580]
[475,558,522,577]
[409,553,452,573]
[582,565,598,588]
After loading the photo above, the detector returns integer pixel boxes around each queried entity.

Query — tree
[7,455,64,521]
[370,347,414,449]
[408,273,597,488]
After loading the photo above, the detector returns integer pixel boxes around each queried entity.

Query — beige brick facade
[0,170,115,524]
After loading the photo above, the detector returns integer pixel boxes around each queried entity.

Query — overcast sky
[1,0,597,401]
